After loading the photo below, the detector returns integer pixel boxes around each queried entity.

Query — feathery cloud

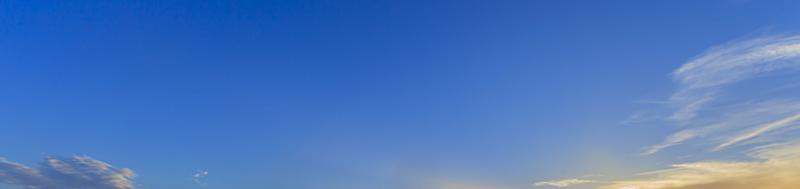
[601,142,800,189]
[534,178,595,188]
[0,155,136,189]
[714,113,800,151]
[543,34,800,189]
[644,34,800,154]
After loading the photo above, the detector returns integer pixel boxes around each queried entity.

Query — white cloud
[534,178,595,188]
[542,34,800,189]
[641,129,698,155]
[0,155,136,189]
[644,34,800,154]
[714,113,800,151]
[192,169,209,186]
[673,35,800,90]
[596,34,800,189]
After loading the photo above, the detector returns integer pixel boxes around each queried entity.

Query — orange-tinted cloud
[602,143,800,189]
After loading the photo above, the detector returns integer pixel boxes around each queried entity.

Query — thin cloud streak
[641,130,698,155]
[644,34,800,154]
[534,178,595,188]
[714,113,800,151]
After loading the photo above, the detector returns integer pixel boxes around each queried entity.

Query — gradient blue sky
[1,1,800,189]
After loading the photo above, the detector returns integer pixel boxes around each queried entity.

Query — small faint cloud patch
[192,170,209,187]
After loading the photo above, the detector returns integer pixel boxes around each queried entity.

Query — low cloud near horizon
[602,142,800,189]
[0,155,136,189]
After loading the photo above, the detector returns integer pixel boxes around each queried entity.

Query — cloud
[541,34,800,188]
[643,34,800,154]
[534,178,595,188]
[672,35,800,90]
[0,155,136,189]
[600,142,800,189]
[641,129,698,155]
[589,34,800,189]
[713,113,800,151]
[192,170,209,186]
[429,179,511,189]
[406,174,514,189]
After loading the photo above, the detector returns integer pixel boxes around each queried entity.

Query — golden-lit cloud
[601,143,800,189]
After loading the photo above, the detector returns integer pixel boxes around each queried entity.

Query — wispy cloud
[714,113,800,151]
[641,129,698,155]
[0,155,136,189]
[644,34,800,154]
[545,34,800,189]
[432,180,509,189]
[602,142,800,189]
[540,143,800,189]
[534,178,595,188]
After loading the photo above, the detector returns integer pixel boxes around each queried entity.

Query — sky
[1,1,800,189]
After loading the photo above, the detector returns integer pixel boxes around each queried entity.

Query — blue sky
[1,1,800,189]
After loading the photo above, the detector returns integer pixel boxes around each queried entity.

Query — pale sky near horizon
[1,1,800,189]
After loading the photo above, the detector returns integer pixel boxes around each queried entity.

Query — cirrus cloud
[0,155,136,189]
[645,34,800,154]
[539,33,800,189]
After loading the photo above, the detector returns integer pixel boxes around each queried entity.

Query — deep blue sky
[1,1,799,189]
